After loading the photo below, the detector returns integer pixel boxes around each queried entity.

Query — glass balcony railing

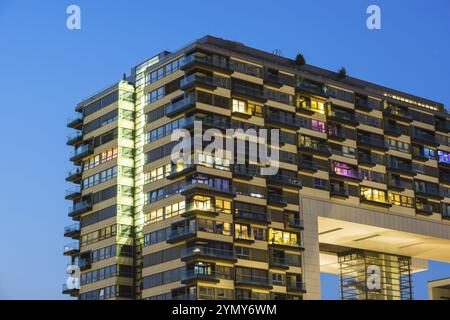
[167,226,197,241]
[286,282,306,292]
[235,275,272,287]
[267,112,300,127]
[235,209,268,222]
[269,256,290,267]
[358,136,387,149]
[299,160,323,171]
[267,194,287,205]
[181,246,236,260]
[267,174,302,187]
[358,153,384,165]
[330,184,349,197]
[181,270,218,281]
[416,203,433,213]
[384,124,402,135]
[415,186,441,198]
[299,142,331,154]
[328,110,357,124]
[64,223,80,235]
[68,200,92,216]
[233,84,266,101]
[264,73,283,86]
[269,237,302,248]
[232,164,260,177]
[180,74,216,89]
[182,182,234,195]
[286,216,303,228]
[66,168,82,181]
[166,95,196,116]
[63,242,79,254]
[67,113,83,127]
[70,144,93,161]
[384,106,412,120]
[62,283,79,293]
[412,131,438,144]
[388,179,412,189]
[65,186,81,199]
[182,54,230,71]
[66,131,82,145]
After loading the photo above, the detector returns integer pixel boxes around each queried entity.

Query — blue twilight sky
[0,0,449,300]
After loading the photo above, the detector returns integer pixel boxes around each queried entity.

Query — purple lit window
[332,161,358,178]
[438,150,450,164]
[311,120,326,133]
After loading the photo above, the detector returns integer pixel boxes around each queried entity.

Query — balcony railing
[388,179,412,190]
[358,136,387,150]
[235,209,269,222]
[180,74,217,90]
[416,203,433,214]
[181,182,235,196]
[66,167,82,182]
[67,113,83,128]
[286,216,303,229]
[328,110,357,124]
[296,80,326,96]
[330,184,349,197]
[384,106,412,121]
[269,237,302,248]
[286,282,306,292]
[166,95,196,117]
[64,223,80,237]
[387,160,414,173]
[65,185,81,199]
[181,246,236,260]
[412,130,438,145]
[66,131,83,145]
[63,242,79,255]
[70,144,93,162]
[267,174,302,188]
[68,199,92,217]
[235,275,272,287]
[269,256,290,267]
[267,194,287,206]
[167,226,197,242]
[299,142,331,155]
[415,186,442,198]
[233,84,266,101]
[181,270,218,282]
[384,124,402,136]
[267,112,300,128]
[232,164,259,178]
[299,160,323,171]
[181,53,230,71]
[358,153,384,166]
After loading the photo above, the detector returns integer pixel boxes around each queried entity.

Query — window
[388,193,413,208]
[438,150,450,164]
[235,246,250,259]
[83,147,118,171]
[272,273,285,286]
[145,164,171,183]
[235,224,253,240]
[360,187,387,203]
[387,139,410,153]
[311,120,326,133]
[215,199,231,214]
[331,161,359,179]
[144,201,185,224]
[147,86,165,103]
[269,229,299,246]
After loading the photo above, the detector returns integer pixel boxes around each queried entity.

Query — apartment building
[63,35,450,300]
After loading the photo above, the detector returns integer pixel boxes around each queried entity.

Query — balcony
[166,163,196,180]
[180,74,217,91]
[296,100,325,115]
[269,257,290,269]
[269,238,304,251]
[299,142,331,157]
[440,172,450,184]
[180,53,231,74]
[166,226,197,244]
[65,167,82,183]
[411,130,439,147]
[360,195,392,208]
[181,182,235,198]
[235,276,273,289]
[355,97,373,112]
[328,128,348,141]
[267,194,288,207]
[327,109,358,126]
[235,209,269,224]
[232,84,267,103]
[296,80,327,97]
[298,160,322,172]
[330,184,349,198]
[232,164,259,179]
[78,258,91,271]
[65,186,81,200]
[436,121,450,133]
[416,203,434,215]
[64,223,80,239]
[68,199,92,218]
[166,95,196,117]
[285,216,304,229]
[63,242,79,256]
[266,112,300,130]
[415,186,443,199]
[388,178,412,191]
[181,270,220,284]
[66,131,83,146]
[387,160,415,176]
[383,106,413,122]
[384,124,403,137]
[357,135,387,151]
[412,149,432,162]
[264,73,284,88]
[62,283,79,296]
[358,153,383,167]
[181,246,237,262]
[70,144,93,163]
[286,282,307,293]
[267,174,302,188]
[67,113,83,129]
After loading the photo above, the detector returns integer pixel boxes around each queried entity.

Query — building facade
[63,35,450,300]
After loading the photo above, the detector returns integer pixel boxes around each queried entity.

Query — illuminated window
[438,150,450,164]
[361,187,387,203]
[388,193,413,208]
[145,164,171,184]
[165,201,185,218]
[215,199,231,214]
[235,224,253,240]
[331,161,359,179]
[269,229,299,246]
[232,99,248,114]
[192,195,211,211]
[311,120,326,133]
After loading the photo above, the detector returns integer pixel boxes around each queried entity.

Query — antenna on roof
[122,73,127,81]
[272,49,283,56]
